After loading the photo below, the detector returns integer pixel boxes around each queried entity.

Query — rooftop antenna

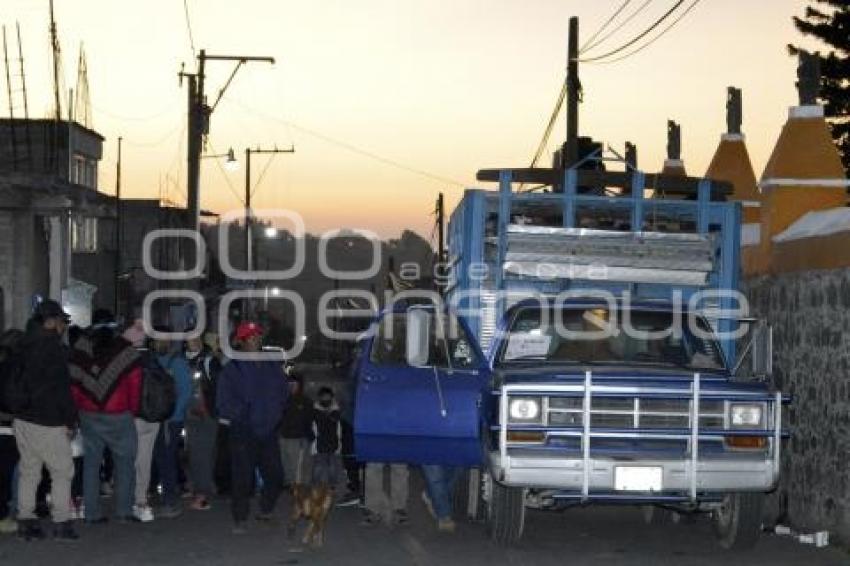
[74,44,91,128]
[49,0,62,122]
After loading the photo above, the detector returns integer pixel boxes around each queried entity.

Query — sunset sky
[3,0,821,240]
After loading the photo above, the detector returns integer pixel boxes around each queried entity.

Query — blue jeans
[154,422,184,507]
[421,465,462,520]
[79,412,138,520]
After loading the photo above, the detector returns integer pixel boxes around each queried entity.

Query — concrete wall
[745,269,850,542]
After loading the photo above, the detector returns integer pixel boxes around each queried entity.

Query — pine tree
[789,1,850,176]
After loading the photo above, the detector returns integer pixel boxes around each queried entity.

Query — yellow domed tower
[758,52,848,274]
[705,87,761,274]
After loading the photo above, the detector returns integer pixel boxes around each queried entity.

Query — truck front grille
[546,396,724,430]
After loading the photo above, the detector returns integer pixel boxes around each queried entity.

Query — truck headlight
[729,404,763,427]
[509,397,542,422]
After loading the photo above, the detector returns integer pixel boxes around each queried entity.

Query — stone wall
[745,268,850,542]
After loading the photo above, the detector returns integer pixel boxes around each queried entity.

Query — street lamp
[264,226,278,238]
[202,148,239,171]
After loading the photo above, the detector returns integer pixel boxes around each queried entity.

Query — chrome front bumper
[489,451,778,493]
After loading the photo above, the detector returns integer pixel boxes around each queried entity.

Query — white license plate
[614,466,663,492]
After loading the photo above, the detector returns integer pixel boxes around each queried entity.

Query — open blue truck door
[354,307,489,467]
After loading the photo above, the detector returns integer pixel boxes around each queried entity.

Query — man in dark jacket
[13,300,78,541]
[184,335,221,511]
[216,322,287,534]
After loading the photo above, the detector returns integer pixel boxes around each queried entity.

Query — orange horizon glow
[3,0,825,239]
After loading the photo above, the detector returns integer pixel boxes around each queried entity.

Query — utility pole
[244,146,295,273]
[436,192,445,263]
[180,50,275,235]
[436,192,446,295]
[49,0,61,123]
[565,16,580,168]
[114,136,123,315]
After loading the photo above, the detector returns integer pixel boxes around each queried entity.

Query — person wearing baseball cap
[216,321,288,534]
[14,299,79,541]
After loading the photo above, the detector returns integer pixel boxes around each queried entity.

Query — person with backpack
[184,335,221,511]
[0,329,25,534]
[12,300,78,542]
[120,322,158,523]
[216,321,288,534]
[152,329,192,519]
[69,325,142,524]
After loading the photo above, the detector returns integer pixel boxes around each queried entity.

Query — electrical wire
[183,0,197,59]
[580,0,655,54]
[587,0,703,65]
[577,0,686,63]
[226,98,468,188]
[250,153,279,200]
[579,0,633,53]
[529,81,567,169]
[206,140,245,205]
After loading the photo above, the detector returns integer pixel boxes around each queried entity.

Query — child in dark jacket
[311,387,341,488]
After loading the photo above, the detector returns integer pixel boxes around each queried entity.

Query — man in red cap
[216,321,288,534]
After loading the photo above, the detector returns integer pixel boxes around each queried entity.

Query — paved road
[0,489,845,566]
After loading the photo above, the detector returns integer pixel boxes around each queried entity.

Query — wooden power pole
[565,16,580,168]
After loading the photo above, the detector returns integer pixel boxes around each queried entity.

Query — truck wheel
[488,480,526,545]
[452,468,485,521]
[713,493,764,550]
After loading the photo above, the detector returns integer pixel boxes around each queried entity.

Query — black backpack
[0,351,28,416]
[137,352,177,423]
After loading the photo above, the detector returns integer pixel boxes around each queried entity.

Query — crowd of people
[0,300,462,544]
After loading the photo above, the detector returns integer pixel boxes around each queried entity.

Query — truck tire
[713,493,764,550]
[488,480,526,545]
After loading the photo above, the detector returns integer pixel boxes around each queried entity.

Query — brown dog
[288,484,333,547]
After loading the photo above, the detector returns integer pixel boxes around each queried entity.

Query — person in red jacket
[69,325,142,523]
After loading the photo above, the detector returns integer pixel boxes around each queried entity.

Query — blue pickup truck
[354,164,788,550]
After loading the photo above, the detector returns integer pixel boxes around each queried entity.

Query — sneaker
[17,520,46,541]
[133,504,155,523]
[190,496,211,511]
[53,522,80,542]
[392,509,409,526]
[336,491,361,508]
[0,517,17,534]
[255,512,277,524]
[437,518,456,533]
[158,504,183,519]
[232,522,247,535]
[421,491,436,520]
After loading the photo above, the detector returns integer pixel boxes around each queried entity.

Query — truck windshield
[497,306,725,371]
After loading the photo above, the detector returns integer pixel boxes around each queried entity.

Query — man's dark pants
[229,426,283,523]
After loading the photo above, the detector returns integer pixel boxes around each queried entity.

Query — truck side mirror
[406,309,432,368]
[751,321,773,379]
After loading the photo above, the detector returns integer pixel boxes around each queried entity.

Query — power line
[587,0,703,65]
[579,0,633,53]
[250,152,279,200]
[529,81,567,169]
[580,0,654,54]
[183,0,197,58]
[206,140,244,205]
[227,98,469,188]
[577,0,686,62]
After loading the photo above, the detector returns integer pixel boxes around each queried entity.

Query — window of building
[71,216,98,253]
[72,153,98,189]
